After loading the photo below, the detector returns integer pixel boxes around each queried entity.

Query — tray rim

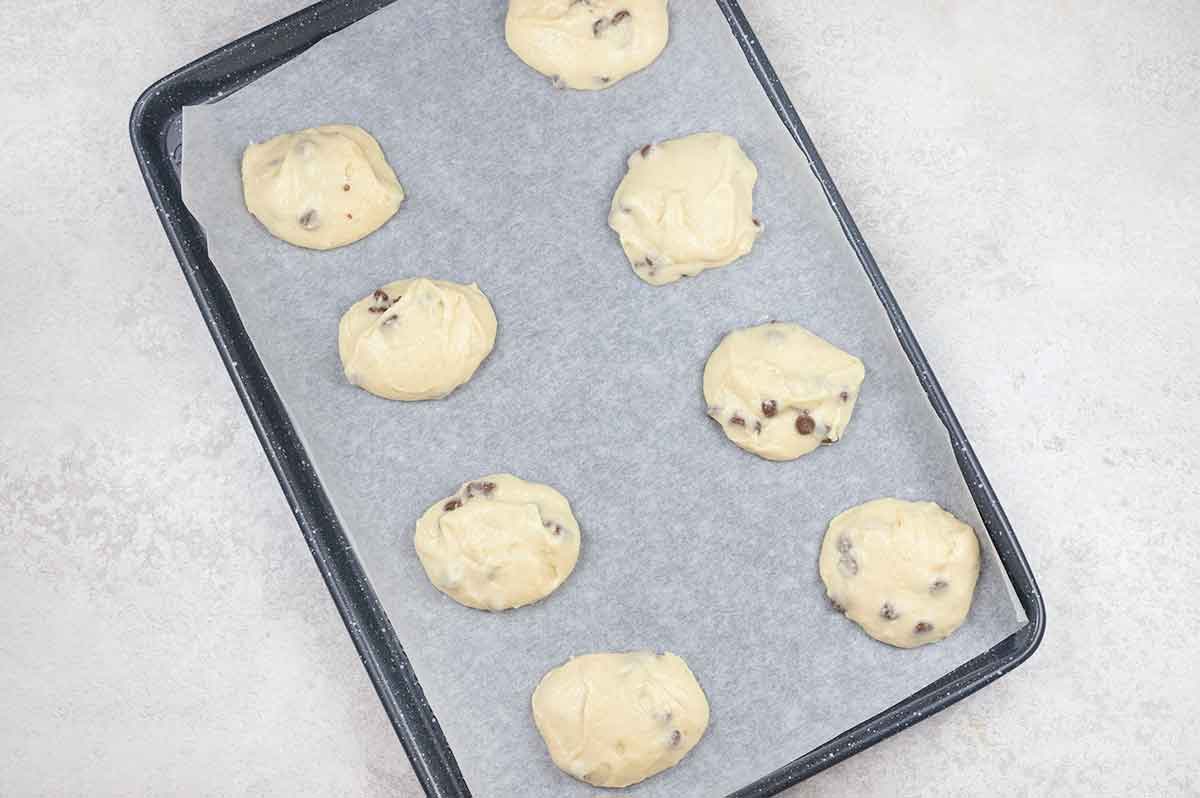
[129,2,1046,795]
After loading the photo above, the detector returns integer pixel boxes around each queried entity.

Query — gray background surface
[1,1,1197,796]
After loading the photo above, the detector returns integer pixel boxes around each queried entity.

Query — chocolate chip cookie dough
[820,498,981,649]
[414,474,581,611]
[609,132,763,285]
[703,322,865,460]
[505,0,669,91]
[532,651,709,788]
[338,278,496,401]
[241,124,404,250]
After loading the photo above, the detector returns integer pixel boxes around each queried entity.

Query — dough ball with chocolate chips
[505,0,669,90]
[703,322,865,460]
[609,132,762,285]
[338,277,496,401]
[820,498,981,649]
[532,651,709,788]
[414,474,581,611]
[241,124,404,250]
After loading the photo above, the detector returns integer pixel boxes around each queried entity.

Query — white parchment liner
[182,3,1027,794]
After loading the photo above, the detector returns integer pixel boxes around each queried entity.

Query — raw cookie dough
[532,651,709,788]
[241,124,404,250]
[819,498,981,649]
[609,132,762,285]
[414,474,580,611]
[505,0,669,91]
[338,278,496,401]
[703,322,866,461]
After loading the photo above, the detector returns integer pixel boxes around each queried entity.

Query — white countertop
[2,2,1197,795]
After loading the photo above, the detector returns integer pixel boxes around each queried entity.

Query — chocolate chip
[761,399,777,417]
[342,183,351,191]
[369,289,400,314]
[669,729,682,747]
[443,499,462,512]
[729,415,746,427]
[754,420,762,434]
[930,579,949,594]
[795,414,816,435]
[345,212,354,220]
[836,537,858,575]
[466,481,496,498]
[298,209,319,230]
[914,622,934,634]
[753,217,762,227]
[839,391,850,402]
[830,597,846,612]
[880,603,899,620]
[821,437,833,444]
[382,315,399,326]
[640,143,653,158]
[594,10,630,36]
[597,76,611,84]
[543,520,563,536]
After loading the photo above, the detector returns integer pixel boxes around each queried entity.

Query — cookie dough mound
[532,651,709,788]
[703,322,865,461]
[609,132,762,285]
[820,498,981,649]
[414,474,580,611]
[505,0,669,91]
[241,124,404,250]
[338,278,496,401]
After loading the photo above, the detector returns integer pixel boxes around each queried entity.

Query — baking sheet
[181,2,1027,795]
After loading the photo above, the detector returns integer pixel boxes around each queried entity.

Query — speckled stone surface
[1,2,1197,796]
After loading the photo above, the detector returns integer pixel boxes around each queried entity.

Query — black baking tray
[130,2,1045,795]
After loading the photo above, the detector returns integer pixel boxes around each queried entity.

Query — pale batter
[338,278,496,401]
[241,124,404,250]
[609,131,763,285]
[531,651,709,788]
[703,322,865,460]
[414,474,580,611]
[819,498,981,649]
[505,0,670,91]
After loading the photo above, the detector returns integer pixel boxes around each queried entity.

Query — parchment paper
[181,2,1027,794]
